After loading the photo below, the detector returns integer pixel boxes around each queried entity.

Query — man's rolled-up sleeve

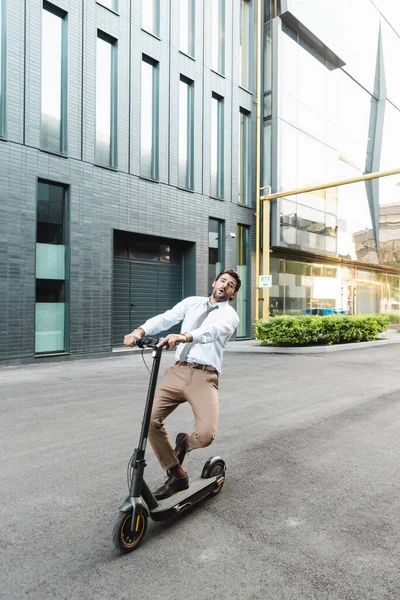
[140,298,189,335]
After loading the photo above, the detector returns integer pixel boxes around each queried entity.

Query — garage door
[112,234,184,347]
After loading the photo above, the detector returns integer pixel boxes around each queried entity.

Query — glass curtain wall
[41,3,67,153]
[262,20,272,188]
[35,182,68,353]
[269,257,400,316]
[141,56,159,180]
[208,218,225,293]
[237,225,250,336]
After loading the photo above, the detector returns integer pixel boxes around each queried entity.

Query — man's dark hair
[215,268,242,292]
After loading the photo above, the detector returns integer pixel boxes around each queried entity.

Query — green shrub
[255,314,390,347]
[374,313,400,325]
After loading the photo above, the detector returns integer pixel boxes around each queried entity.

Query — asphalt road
[1,346,400,600]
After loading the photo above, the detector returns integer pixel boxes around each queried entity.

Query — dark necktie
[179,303,216,362]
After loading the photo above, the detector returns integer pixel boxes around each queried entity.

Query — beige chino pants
[148,364,219,471]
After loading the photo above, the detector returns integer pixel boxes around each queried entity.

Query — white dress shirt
[140,296,239,375]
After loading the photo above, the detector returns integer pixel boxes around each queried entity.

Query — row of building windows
[98,0,252,85]
[0,1,253,206]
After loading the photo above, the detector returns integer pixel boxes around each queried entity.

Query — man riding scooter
[124,268,241,499]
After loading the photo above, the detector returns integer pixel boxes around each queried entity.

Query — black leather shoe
[175,432,189,465]
[154,471,189,500]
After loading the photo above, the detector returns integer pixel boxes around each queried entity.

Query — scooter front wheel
[113,510,148,554]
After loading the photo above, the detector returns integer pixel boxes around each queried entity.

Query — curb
[225,336,400,354]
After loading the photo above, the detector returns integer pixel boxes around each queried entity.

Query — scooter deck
[149,475,222,521]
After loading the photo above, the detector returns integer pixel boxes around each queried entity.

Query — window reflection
[211,94,224,198]
[269,257,400,316]
[239,109,251,205]
[98,0,118,10]
[35,182,68,354]
[240,0,251,89]
[212,0,225,74]
[237,225,250,336]
[180,0,195,56]
[141,58,159,180]
[142,0,160,37]
[96,34,117,167]
[41,7,66,153]
[179,77,194,190]
[0,0,5,136]
[208,218,224,293]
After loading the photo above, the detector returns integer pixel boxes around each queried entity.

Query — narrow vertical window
[142,0,160,37]
[96,32,117,168]
[180,0,195,57]
[179,76,194,190]
[208,218,225,293]
[98,0,118,10]
[41,3,67,153]
[0,0,6,137]
[239,108,251,205]
[240,0,251,89]
[35,182,68,354]
[236,224,250,337]
[212,0,225,74]
[141,56,159,180]
[211,93,224,199]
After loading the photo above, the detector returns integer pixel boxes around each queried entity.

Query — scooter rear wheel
[113,510,148,554]
[205,459,226,496]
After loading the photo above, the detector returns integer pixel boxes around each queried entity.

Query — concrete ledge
[225,335,400,354]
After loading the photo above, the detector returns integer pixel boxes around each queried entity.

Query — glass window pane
[211,95,224,198]
[36,244,65,279]
[96,35,117,167]
[180,0,195,56]
[41,7,65,153]
[35,182,67,354]
[142,0,160,37]
[35,299,65,353]
[37,181,65,244]
[208,218,224,292]
[212,0,225,74]
[239,109,251,205]
[240,0,251,89]
[98,0,118,10]
[141,59,159,179]
[179,78,194,189]
[0,0,5,136]
[237,225,250,337]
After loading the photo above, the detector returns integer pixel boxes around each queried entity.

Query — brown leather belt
[175,361,218,374]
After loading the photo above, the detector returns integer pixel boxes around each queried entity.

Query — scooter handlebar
[135,337,160,349]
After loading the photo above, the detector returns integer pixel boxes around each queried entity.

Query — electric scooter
[113,336,226,554]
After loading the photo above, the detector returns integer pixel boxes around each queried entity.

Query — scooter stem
[137,344,163,459]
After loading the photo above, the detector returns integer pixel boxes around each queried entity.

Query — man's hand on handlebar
[157,333,189,350]
[124,327,145,347]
